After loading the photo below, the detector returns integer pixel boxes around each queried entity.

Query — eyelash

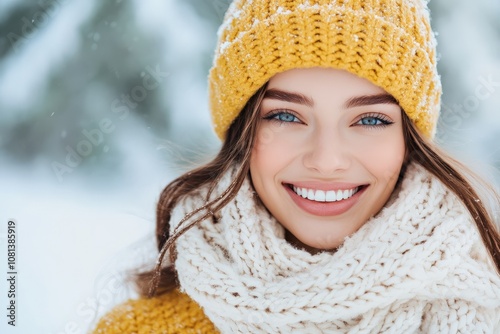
[262,110,302,125]
[263,110,394,128]
[353,113,394,128]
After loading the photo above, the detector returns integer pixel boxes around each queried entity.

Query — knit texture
[91,289,218,334]
[171,163,500,333]
[209,0,441,139]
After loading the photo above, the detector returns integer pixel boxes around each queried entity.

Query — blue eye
[264,111,301,124]
[360,117,383,125]
[355,114,393,127]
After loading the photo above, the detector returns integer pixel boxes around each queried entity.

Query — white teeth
[307,189,315,200]
[315,190,326,202]
[325,190,336,202]
[336,189,343,200]
[292,185,359,203]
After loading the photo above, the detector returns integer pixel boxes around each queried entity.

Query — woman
[93,0,500,333]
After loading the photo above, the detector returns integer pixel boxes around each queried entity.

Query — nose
[302,128,351,175]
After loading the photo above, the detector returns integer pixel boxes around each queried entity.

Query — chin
[286,229,345,253]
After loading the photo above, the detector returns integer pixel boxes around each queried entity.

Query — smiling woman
[92,0,500,333]
[251,68,406,251]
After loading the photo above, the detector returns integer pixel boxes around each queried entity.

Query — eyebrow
[345,94,399,108]
[264,89,314,107]
[264,89,399,109]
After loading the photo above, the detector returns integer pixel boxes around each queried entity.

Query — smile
[291,185,360,202]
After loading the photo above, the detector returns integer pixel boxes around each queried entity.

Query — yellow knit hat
[209,0,442,139]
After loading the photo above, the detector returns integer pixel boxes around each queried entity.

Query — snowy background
[0,0,499,333]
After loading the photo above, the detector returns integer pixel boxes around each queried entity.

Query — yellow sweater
[92,289,219,334]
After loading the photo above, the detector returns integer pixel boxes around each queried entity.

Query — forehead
[262,67,401,113]
[267,67,387,96]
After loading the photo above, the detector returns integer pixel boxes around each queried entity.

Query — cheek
[350,130,406,181]
[250,126,300,192]
[250,127,273,190]
[252,125,297,168]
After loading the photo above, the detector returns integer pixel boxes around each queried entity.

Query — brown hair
[133,85,500,298]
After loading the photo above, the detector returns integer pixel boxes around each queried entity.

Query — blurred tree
[0,0,171,179]
[429,0,500,172]
[183,0,231,25]
[182,0,230,73]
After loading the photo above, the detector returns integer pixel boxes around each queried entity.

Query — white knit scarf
[170,163,500,333]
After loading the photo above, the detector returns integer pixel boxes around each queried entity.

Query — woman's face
[250,67,406,251]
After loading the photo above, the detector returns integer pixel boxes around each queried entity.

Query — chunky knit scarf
[170,163,500,333]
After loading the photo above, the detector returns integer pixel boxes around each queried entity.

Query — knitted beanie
[208,0,442,139]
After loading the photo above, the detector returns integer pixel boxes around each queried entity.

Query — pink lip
[283,183,367,217]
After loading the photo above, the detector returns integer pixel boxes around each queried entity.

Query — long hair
[132,83,268,297]
[133,85,500,298]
